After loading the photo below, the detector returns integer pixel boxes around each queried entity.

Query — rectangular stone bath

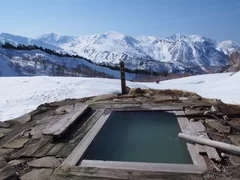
[83,111,193,164]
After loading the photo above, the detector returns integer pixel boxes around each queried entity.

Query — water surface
[83,111,193,164]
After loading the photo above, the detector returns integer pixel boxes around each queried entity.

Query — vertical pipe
[120,61,127,95]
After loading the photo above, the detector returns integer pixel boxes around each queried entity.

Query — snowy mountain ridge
[1,31,240,74]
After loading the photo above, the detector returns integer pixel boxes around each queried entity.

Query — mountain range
[0,31,240,77]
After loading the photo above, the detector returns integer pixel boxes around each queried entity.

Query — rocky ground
[0,88,240,179]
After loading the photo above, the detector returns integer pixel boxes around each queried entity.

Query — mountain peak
[37,32,61,40]
[166,34,187,41]
[105,31,125,35]
[0,32,31,45]
[36,32,75,45]
[0,32,29,39]
[103,31,126,39]
[0,32,13,36]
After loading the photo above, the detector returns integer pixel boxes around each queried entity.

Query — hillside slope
[0,72,239,121]
[0,47,140,80]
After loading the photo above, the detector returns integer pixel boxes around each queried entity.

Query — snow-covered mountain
[0,33,61,51]
[0,47,142,80]
[1,31,240,74]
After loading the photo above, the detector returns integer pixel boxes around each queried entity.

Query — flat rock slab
[0,127,12,134]
[9,113,32,124]
[43,104,89,136]
[0,132,5,138]
[228,154,240,166]
[0,157,19,180]
[133,97,150,103]
[8,159,25,166]
[128,88,145,96]
[143,92,151,97]
[227,135,240,146]
[0,148,14,158]
[0,121,10,128]
[28,157,60,168]
[36,115,59,126]
[93,94,118,102]
[229,118,240,127]
[55,105,74,115]
[152,96,178,103]
[184,109,205,116]
[21,168,54,180]
[30,115,61,139]
[207,121,231,133]
[205,119,216,123]
[30,123,49,139]
[3,138,29,149]
[179,97,189,101]
[119,94,135,98]
[211,105,218,112]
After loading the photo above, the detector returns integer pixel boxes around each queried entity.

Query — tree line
[1,42,168,76]
[1,42,91,60]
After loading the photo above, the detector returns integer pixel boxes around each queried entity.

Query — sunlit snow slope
[0,72,239,121]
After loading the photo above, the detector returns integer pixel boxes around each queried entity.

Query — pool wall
[62,108,207,174]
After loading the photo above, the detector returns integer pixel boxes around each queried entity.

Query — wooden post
[119,61,127,95]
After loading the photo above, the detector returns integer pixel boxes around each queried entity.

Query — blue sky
[1,0,240,42]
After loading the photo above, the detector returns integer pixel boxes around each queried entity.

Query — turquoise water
[83,111,193,164]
